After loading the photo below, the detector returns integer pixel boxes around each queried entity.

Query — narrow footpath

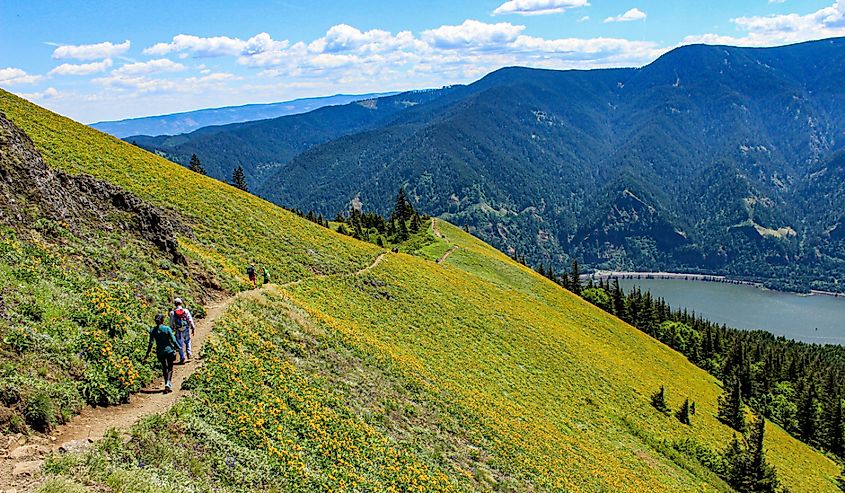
[2,252,388,492]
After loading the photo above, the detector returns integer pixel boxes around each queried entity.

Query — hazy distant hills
[133,37,845,292]
[91,92,396,137]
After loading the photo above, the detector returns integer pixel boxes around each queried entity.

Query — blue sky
[1,0,843,123]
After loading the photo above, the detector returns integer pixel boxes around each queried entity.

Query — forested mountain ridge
[91,92,397,138]
[136,37,845,291]
[131,88,457,185]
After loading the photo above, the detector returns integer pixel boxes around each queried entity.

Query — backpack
[247,266,256,277]
[173,308,189,333]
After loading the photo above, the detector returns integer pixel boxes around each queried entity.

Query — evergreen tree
[823,377,844,455]
[397,214,409,240]
[188,153,206,175]
[231,165,248,191]
[719,377,746,432]
[747,411,781,492]
[837,465,845,492]
[612,278,626,318]
[410,212,422,233]
[651,386,670,415]
[570,260,581,295]
[393,187,411,222]
[797,381,818,445]
[677,398,691,425]
[336,223,349,235]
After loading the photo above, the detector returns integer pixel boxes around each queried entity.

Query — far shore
[584,271,844,298]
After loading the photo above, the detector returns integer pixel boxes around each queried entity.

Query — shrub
[24,391,56,431]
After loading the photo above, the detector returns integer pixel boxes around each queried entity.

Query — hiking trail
[431,218,458,264]
[1,252,388,491]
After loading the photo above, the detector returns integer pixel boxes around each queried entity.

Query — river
[615,278,845,345]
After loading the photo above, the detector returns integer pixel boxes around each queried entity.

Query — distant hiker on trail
[263,266,270,285]
[145,313,178,393]
[247,264,257,288]
[169,298,196,364]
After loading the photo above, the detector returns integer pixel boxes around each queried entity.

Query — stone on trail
[12,459,43,477]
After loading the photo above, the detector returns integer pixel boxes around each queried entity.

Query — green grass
[1,91,838,492]
[0,89,379,292]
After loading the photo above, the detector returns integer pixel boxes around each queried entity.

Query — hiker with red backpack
[169,297,195,364]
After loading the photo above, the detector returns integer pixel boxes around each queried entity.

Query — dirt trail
[47,294,236,448]
[3,252,389,491]
[437,246,458,264]
[431,218,458,264]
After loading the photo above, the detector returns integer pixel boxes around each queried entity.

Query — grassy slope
[283,219,840,492]
[0,90,379,291]
[0,91,836,492]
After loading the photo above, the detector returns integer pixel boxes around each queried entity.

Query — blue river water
[617,278,845,345]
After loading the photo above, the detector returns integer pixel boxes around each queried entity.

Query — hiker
[263,266,270,285]
[247,264,257,288]
[145,313,178,393]
[169,297,196,364]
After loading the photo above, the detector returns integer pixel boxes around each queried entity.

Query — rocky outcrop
[0,111,191,263]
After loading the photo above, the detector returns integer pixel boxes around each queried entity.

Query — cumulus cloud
[52,40,130,60]
[604,8,647,23]
[493,0,589,16]
[683,0,845,47]
[0,67,42,85]
[49,59,113,76]
[143,32,287,58]
[421,20,525,49]
[112,58,186,76]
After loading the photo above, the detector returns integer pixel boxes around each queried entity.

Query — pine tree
[651,386,670,415]
[823,376,844,456]
[723,412,781,493]
[746,411,781,492]
[612,278,626,318]
[232,165,248,191]
[797,381,818,445]
[393,187,411,223]
[719,377,746,432]
[188,153,206,175]
[397,214,408,241]
[570,260,581,295]
[410,212,421,233]
[336,223,349,235]
[677,398,691,425]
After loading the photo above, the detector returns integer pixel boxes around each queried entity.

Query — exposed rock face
[0,111,191,263]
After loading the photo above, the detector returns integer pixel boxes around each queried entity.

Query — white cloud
[92,72,238,94]
[604,8,647,23]
[421,20,525,49]
[49,59,113,76]
[112,59,186,76]
[578,16,590,22]
[17,87,61,102]
[493,0,589,16]
[683,0,845,47]
[0,67,42,85]
[52,40,130,60]
[143,32,287,58]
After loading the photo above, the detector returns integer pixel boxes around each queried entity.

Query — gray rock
[12,459,43,477]
[58,438,93,454]
[8,444,49,459]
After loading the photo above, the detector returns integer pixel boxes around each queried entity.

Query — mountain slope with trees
[135,37,845,291]
[1,90,839,492]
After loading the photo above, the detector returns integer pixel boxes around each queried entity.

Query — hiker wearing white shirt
[169,298,196,364]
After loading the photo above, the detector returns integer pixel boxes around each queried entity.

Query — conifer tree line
[650,384,783,492]
[523,257,845,462]
[333,187,426,246]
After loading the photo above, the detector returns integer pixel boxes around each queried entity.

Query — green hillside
[0,91,839,492]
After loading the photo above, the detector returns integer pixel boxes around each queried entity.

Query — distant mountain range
[132,37,845,292]
[91,92,397,137]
